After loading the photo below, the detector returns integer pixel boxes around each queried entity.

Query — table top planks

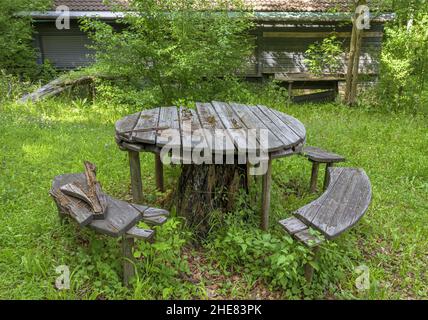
[229,103,285,152]
[156,106,181,147]
[211,101,258,154]
[115,101,306,157]
[196,102,235,155]
[132,108,161,144]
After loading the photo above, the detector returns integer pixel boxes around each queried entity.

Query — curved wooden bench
[302,146,346,193]
[279,167,372,281]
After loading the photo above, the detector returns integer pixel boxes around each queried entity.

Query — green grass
[0,96,427,300]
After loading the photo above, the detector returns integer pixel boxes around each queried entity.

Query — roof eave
[27,10,396,23]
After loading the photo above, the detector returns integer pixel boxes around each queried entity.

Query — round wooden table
[115,101,306,232]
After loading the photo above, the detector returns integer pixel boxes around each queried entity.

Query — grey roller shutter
[41,35,95,69]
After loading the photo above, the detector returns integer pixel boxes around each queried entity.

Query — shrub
[81,0,254,106]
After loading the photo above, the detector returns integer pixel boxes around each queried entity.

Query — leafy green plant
[81,0,254,106]
[0,0,50,78]
[304,35,344,76]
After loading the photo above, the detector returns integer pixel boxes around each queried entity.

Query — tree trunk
[176,164,247,239]
[345,0,366,106]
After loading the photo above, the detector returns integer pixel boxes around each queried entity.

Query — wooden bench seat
[279,217,324,247]
[279,167,372,281]
[50,163,170,287]
[302,146,346,193]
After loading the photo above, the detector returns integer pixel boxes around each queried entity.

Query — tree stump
[176,163,247,239]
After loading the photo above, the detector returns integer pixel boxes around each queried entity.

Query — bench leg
[304,246,320,283]
[129,151,143,204]
[310,162,320,193]
[323,163,333,191]
[155,153,164,192]
[122,236,135,287]
[261,158,272,231]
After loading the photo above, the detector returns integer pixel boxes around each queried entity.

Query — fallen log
[18,74,125,103]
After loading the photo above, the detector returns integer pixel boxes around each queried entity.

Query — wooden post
[304,246,320,283]
[334,81,339,99]
[310,162,320,193]
[128,151,143,204]
[345,0,366,106]
[261,158,272,231]
[154,153,164,192]
[288,82,293,103]
[122,236,135,287]
[323,163,333,191]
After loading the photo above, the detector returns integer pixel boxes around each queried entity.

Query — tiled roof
[245,0,350,12]
[52,0,351,12]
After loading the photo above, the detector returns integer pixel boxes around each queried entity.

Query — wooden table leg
[122,236,135,287]
[128,151,143,204]
[155,153,164,192]
[261,158,272,231]
[245,162,251,194]
[323,163,333,191]
[310,162,320,193]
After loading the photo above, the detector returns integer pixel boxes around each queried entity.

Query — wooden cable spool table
[115,101,306,235]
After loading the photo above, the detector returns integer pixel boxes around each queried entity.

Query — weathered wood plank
[179,106,209,153]
[155,153,164,192]
[296,167,345,224]
[115,112,141,142]
[156,106,181,147]
[196,102,235,154]
[132,108,161,144]
[142,215,168,226]
[269,109,306,139]
[140,207,170,218]
[83,161,108,216]
[120,142,145,152]
[310,169,357,235]
[60,182,97,212]
[310,162,320,193]
[294,229,324,248]
[250,105,295,146]
[129,151,143,204]
[89,197,141,237]
[303,146,345,163]
[295,167,371,239]
[261,157,272,230]
[229,103,284,152]
[211,101,258,154]
[125,226,155,240]
[257,105,304,144]
[279,217,308,235]
[50,186,93,227]
[334,169,371,236]
[122,236,134,287]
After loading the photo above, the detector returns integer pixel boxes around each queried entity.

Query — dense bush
[81,0,254,106]
[0,0,50,78]
[366,0,428,114]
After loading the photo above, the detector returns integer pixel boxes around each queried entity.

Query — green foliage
[365,0,428,114]
[375,14,428,113]
[304,35,344,76]
[0,0,50,78]
[81,0,254,105]
[1,82,428,299]
[0,70,33,103]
